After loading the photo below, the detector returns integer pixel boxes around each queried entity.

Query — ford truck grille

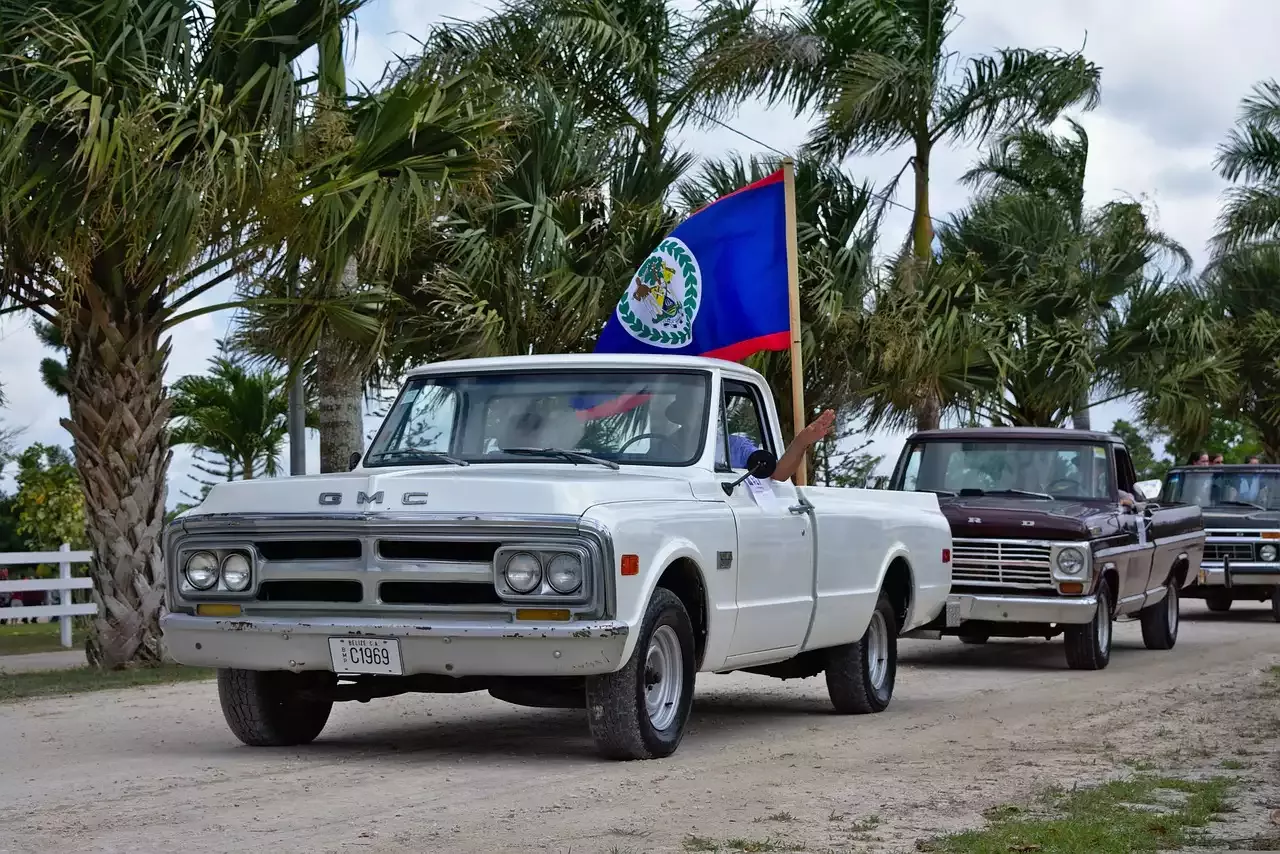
[1204,542,1255,563]
[952,539,1054,588]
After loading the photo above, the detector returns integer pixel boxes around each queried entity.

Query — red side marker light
[621,554,639,576]
[942,548,951,563]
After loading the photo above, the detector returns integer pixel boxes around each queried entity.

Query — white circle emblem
[615,237,702,349]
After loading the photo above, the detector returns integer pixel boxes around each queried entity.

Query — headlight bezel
[183,551,220,590]
[493,543,592,602]
[1051,543,1091,580]
[176,546,257,597]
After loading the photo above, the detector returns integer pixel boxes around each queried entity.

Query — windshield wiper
[959,488,1055,500]
[1216,499,1267,510]
[368,449,469,466]
[500,447,620,470]
[914,487,957,497]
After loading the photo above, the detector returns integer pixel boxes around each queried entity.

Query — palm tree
[33,320,69,397]
[0,0,362,668]
[747,0,1101,427]
[170,355,311,481]
[1214,80,1280,253]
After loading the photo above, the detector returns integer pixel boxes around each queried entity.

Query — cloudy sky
[1,0,1274,502]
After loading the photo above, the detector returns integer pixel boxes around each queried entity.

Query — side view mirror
[349,451,363,471]
[722,449,778,496]
[1134,479,1162,502]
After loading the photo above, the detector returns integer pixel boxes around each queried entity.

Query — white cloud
[4,0,1269,500]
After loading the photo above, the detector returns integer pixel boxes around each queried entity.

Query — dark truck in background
[888,428,1206,670]
[1162,464,1280,621]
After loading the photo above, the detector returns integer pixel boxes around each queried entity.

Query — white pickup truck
[161,354,952,759]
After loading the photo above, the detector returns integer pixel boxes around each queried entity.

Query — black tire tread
[1205,595,1232,613]
[586,588,695,761]
[825,592,898,715]
[1064,578,1112,671]
[958,632,989,645]
[1139,579,1179,650]
[217,668,334,747]
[1272,590,1280,623]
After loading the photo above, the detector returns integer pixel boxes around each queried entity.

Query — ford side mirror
[349,451,362,471]
[1134,479,1162,502]
[722,449,778,496]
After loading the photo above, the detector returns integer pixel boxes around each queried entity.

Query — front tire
[1271,589,1280,623]
[1140,577,1180,650]
[585,587,695,760]
[1205,592,1233,612]
[825,592,898,714]
[1064,577,1113,670]
[958,631,989,645]
[217,669,335,747]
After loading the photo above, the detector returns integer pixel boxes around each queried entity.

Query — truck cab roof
[904,426,1124,445]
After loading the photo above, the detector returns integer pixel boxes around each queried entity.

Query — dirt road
[2,601,1278,854]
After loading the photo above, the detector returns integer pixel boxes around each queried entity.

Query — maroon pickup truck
[888,427,1206,670]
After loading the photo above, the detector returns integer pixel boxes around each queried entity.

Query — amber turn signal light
[620,554,639,576]
[1058,582,1084,595]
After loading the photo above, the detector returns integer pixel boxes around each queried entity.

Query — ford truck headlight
[1056,547,1086,576]
[504,552,543,593]
[1261,544,1278,562]
[184,551,219,590]
[221,552,252,591]
[547,553,584,594]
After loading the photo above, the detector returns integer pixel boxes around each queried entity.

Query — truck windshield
[897,440,1113,500]
[1163,469,1280,510]
[366,369,711,468]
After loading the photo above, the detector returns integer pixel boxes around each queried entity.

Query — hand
[797,409,836,447]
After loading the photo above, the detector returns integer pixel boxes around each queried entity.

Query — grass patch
[0,664,214,702]
[0,621,75,656]
[682,836,788,852]
[754,811,795,824]
[1219,758,1250,770]
[922,776,1233,853]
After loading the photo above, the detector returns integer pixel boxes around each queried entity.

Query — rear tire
[1140,578,1179,650]
[825,592,898,714]
[217,669,335,747]
[1064,578,1113,670]
[585,588,695,760]
[958,632,989,645]
[1205,593,1233,612]
[1271,589,1280,623]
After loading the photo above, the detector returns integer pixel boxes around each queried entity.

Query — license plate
[328,637,403,675]
[945,599,962,628]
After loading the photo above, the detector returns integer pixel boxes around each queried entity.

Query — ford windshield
[1164,469,1280,510]
[897,440,1114,500]
[365,369,711,468]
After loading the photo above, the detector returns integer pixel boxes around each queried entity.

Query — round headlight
[1261,544,1278,562]
[184,551,219,590]
[504,552,543,594]
[1056,547,1086,576]
[547,553,583,594]
[221,552,252,591]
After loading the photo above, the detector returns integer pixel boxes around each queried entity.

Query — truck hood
[938,496,1108,540]
[184,465,698,519]
[1201,507,1280,530]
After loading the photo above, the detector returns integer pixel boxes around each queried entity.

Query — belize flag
[594,170,790,361]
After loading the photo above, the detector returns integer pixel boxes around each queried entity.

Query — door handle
[788,504,809,515]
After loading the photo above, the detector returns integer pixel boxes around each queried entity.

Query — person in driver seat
[663,389,835,482]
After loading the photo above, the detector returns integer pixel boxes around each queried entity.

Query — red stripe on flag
[702,330,791,363]
[574,392,653,421]
[688,169,785,217]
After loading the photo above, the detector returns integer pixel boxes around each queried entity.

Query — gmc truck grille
[952,539,1054,588]
[1204,542,1255,563]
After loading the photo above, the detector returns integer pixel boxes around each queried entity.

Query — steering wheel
[617,432,683,457]
[1045,477,1080,494]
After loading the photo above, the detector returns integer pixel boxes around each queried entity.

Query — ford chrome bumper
[1196,562,1280,588]
[161,614,630,677]
[945,592,1099,626]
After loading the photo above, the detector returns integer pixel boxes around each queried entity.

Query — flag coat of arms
[594,170,790,362]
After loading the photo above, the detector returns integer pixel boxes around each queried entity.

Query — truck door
[716,380,814,661]
[1114,445,1157,609]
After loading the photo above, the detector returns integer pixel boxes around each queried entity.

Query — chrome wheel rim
[1097,595,1112,651]
[643,625,683,731]
[866,610,890,691]
[1167,584,1179,635]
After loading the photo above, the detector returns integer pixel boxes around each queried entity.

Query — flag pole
[781,157,807,486]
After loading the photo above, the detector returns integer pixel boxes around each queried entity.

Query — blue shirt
[720,433,759,469]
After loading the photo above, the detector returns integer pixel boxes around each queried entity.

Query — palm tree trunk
[911,140,941,431]
[61,282,170,669]
[316,256,366,473]
[1071,389,1092,430]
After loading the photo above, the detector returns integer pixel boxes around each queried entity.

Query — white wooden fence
[0,544,97,648]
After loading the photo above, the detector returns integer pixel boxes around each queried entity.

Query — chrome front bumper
[161,614,630,677]
[1196,562,1280,588]
[945,592,1099,626]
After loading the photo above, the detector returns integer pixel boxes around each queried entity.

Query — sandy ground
[2,600,1279,854]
